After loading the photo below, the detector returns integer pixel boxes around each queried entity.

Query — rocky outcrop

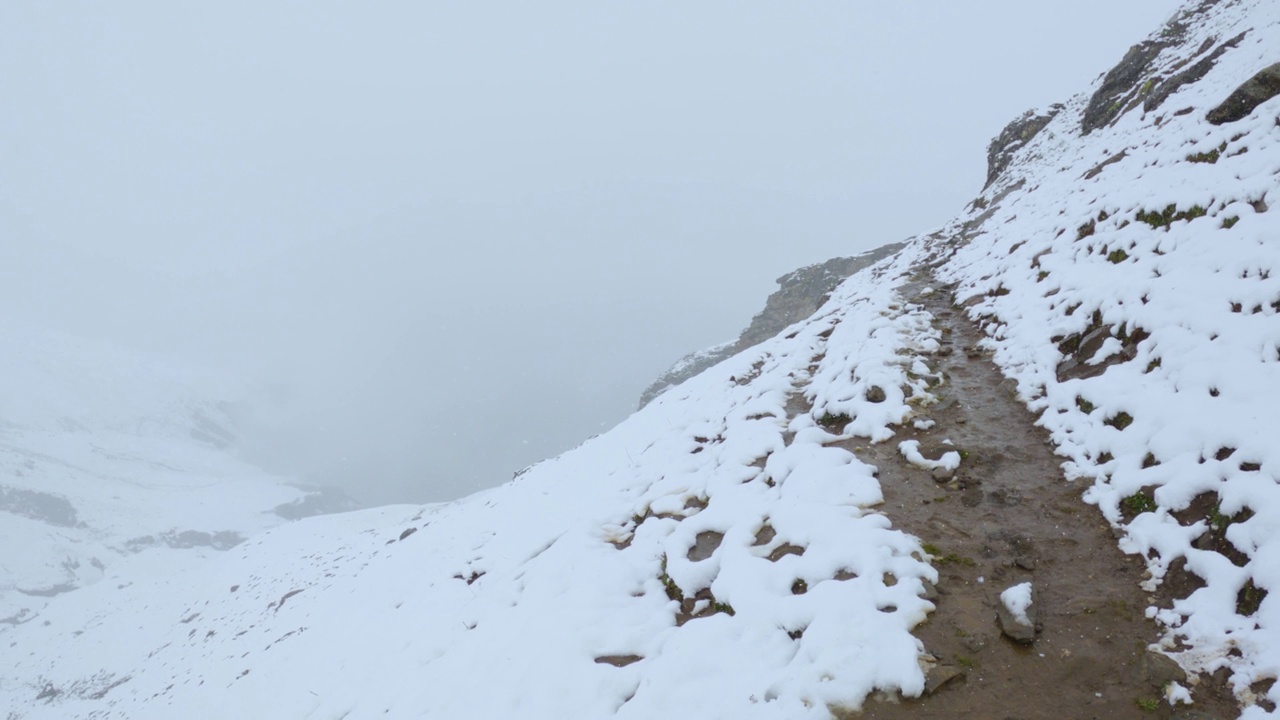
[1142,32,1246,113]
[124,529,247,552]
[0,486,77,527]
[984,108,1060,188]
[1081,38,1180,134]
[732,243,906,351]
[272,485,361,520]
[638,242,906,408]
[637,341,736,409]
[1207,61,1280,124]
[1079,0,1244,135]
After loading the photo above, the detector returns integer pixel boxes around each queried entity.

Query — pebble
[923,665,965,695]
[1139,651,1186,689]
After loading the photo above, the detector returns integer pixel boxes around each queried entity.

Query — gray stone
[997,607,1036,644]
[959,634,988,653]
[920,580,939,601]
[1141,651,1187,689]
[996,590,1037,645]
[923,664,965,695]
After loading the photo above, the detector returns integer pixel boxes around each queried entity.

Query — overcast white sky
[1,1,1182,504]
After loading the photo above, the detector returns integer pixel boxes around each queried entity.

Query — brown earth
[821,271,1241,719]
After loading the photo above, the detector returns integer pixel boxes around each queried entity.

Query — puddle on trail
[823,272,1238,719]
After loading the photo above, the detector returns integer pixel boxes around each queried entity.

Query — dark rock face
[1080,0,1233,134]
[984,108,1060,188]
[1143,32,1247,113]
[732,243,906,352]
[1082,39,1176,134]
[1207,62,1280,124]
[638,243,906,409]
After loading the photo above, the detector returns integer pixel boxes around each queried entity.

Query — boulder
[1207,62,1280,124]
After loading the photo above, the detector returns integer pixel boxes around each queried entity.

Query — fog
[1,2,1181,505]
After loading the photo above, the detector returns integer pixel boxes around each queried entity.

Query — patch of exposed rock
[124,529,247,552]
[0,486,78,527]
[1207,61,1280,124]
[637,341,736,409]
[639,243,906,408]
[1082,37,1181,134]
[1080,0,1238,134]
[1143,32,1247,114]
[273,485,362,520]
[984,108,1061,188]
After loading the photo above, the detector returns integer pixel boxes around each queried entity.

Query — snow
[4,0,1280,716]
[1000,582,1034,626]
[0,241,950,718]
[897,439,962,472]
[0,325,321,628]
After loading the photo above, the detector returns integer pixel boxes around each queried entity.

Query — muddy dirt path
[830,271,1237,719]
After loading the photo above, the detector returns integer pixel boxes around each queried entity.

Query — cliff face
[6,0,1280,717]
[639,242,906,409]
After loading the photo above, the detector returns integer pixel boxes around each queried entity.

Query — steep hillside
[4,0,1279,718]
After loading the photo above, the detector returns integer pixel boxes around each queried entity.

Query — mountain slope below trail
[0,325,355,630]
[4,0,1280,717]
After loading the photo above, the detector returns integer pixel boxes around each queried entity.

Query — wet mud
[830,271,1239,719]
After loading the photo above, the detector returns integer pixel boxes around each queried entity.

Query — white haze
[0,1,1181,505]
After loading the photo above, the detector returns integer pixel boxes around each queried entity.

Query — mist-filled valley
[8,0,1280,717]
[1,1,1180,505]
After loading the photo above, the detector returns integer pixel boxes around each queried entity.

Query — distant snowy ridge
[0,325,335,630]
[4,0,1280,717]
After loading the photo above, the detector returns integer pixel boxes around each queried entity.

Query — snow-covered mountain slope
[938,0,1280,707]
[2,253,945,718]
[0,324,346,628]
[4,0,1280,717]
